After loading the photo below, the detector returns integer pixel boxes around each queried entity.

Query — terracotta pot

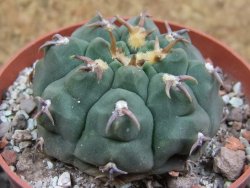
[0,19,250,188]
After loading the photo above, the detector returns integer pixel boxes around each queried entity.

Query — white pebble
[13,146,21,153]
[31,129,38,140]
[18,84,26,91]
[229,97,243,108]
[15,110,29,119]
[19,141,31,150]
[0,116,9,123]
[12,130,32,142]
[12,104,20,112]
[25,88,33,95]
[239,136,249,147]
[46,160,54,169]
[0,122,10,137]
[11,91,19,99]
[27,119,35,130]
[51,176,58,187]
[222,95,230,104]
[58,172,71,187]
[3,110,12,116]
[9,165,16,172]
[34,180,43,188]
[233,82,242,94]
[0,103,9,110]
[8,99,15,105]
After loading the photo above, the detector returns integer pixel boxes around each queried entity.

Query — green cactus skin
[33,13,223,180]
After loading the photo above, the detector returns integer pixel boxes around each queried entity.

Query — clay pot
[0,19,250,188]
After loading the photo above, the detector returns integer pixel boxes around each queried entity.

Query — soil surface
[0,0,250,65]
[1,64,250,187]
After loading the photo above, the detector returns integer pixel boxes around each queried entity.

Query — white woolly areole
[198,132,204,139]
[44,99,51,107]
[57,37,69,45]
[115,100,128,110]
[103,19,114,30]
[165,34,175,42]
[115,100,128,116]
[128,27,147,49]
[136,50,165,64]
[205,62,214,73]
[95,59,108,70]
[162,74,179,87]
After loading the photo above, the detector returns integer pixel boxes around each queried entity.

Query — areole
[0,19,250,188]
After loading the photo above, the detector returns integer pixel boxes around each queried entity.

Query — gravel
[0,66,250,187]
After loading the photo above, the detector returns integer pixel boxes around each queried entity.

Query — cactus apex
[116,15,153,49]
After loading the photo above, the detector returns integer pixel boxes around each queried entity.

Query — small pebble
[27,118,35,130]
[20,98,36,114]
[246,155,250,162]
[213,147,245,180]
[0,122,10,137]
[4,132,13,141]
[12,114,27,130]
[243,105,250,119]
[3,110,12,116]
[214,177,224,188]
[15,110,29,120]
[0,103,9,110]
[9,165,16,172]
[51,176,58,187]
[224,136,245,151]
[12,130,32,142]
[246,147,250,155]
[246,119,250,130]
[19,141,31,150]
[227,108,243,122]
[120,183,132,188]
[222,95,230,104]
[233,82,242,94]
[58,172,71,187]
[232,121,242,131]
[13,146,21,153]
[31,129,38,140]
[75,177,83,183]
[239,136,250,147]
[26,88,33,95]
[0,116,8,123]
[167,176,199,188]
[229,97,243,108]
[224,181,232,188]
[46,160,54,170]
[241,129,250,141]
[34,180,43,188]
[1,150,17,165]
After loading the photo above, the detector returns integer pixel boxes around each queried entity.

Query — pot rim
[0,18,250,188]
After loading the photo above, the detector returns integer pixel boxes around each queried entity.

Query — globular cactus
[32,13,223,180]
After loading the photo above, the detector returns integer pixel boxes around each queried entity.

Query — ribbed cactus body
[33,14,223,177]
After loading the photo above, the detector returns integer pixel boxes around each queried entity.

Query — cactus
[32,13,223,180]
